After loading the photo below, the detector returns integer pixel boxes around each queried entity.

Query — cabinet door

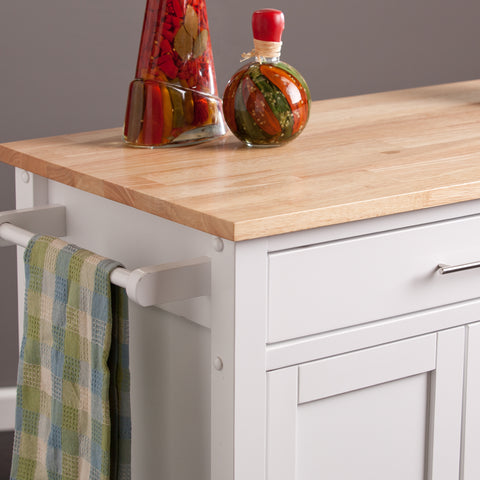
[462,322,480,479]
[267,329,465,480]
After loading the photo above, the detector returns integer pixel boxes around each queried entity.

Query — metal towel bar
[0,205,211,308]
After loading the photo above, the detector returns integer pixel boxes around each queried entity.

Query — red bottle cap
[252,9,285,43]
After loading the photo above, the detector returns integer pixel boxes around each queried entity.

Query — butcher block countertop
[2,80,480,241]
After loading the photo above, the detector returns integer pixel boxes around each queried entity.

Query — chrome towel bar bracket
[0,206,211,308]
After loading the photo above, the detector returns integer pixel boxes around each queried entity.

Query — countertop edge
[0,142,238,241]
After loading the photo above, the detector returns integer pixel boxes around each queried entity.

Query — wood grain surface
[2,80,480,241]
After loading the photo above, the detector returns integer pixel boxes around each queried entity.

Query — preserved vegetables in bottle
[223,9,311,147]
[123,0,226,148]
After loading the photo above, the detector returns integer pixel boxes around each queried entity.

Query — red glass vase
[123,0,226,147]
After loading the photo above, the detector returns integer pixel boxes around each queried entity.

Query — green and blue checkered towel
[11,235,131,480]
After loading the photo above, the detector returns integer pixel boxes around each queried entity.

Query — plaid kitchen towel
[10,235,131,480]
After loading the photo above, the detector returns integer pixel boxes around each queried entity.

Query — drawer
[268,215,480,343]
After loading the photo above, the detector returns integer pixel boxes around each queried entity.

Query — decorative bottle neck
[254,39,282,57]
[241,39,283,63]
[255,55,280,63]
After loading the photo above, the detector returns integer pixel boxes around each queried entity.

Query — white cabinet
[13,170,480,480]
[268,215,480,342]
[267,329,467,480]
[262,207,480,480]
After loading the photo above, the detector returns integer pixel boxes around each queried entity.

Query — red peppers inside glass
[123,0,226,148]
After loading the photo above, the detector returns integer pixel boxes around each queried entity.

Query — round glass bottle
[223,9,311,147]
[123,0,226,148]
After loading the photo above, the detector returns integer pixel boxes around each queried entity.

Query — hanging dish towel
[10,235,131,480]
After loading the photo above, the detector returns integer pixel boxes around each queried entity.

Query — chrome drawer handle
[437,261,480,275]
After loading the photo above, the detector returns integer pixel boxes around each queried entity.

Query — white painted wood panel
[38,177,218,480]
[267,298,480,371]
[234,239,269,480]
[269,215,480,342]
[427,327,465,480]
[298,334,436,403]
[267,199,480,253]
[461,322,480,480]
[297,373,429,480]
[0,387,17,431]
[268,329,467,480]
[210,238,236,480]
[267,367,298,480]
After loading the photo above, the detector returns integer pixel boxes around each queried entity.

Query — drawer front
[268,215,480,343]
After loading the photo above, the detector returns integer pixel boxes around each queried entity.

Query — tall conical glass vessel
[123,0,226,148]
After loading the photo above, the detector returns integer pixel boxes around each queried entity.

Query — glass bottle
[123,0,226,148]
[223,9,311,147]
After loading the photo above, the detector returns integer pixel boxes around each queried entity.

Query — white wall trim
[0,387,16,431]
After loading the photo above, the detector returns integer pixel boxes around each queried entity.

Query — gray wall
[2,0,480,142]
[0,165,17,387]
[1,0,480,385]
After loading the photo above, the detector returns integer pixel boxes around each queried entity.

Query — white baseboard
[0,387,16,431]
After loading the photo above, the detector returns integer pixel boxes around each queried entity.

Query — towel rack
[0,205,211,308]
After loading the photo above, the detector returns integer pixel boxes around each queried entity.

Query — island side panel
[14,172,237,480]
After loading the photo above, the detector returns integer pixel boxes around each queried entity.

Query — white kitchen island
[2,80,480,479]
